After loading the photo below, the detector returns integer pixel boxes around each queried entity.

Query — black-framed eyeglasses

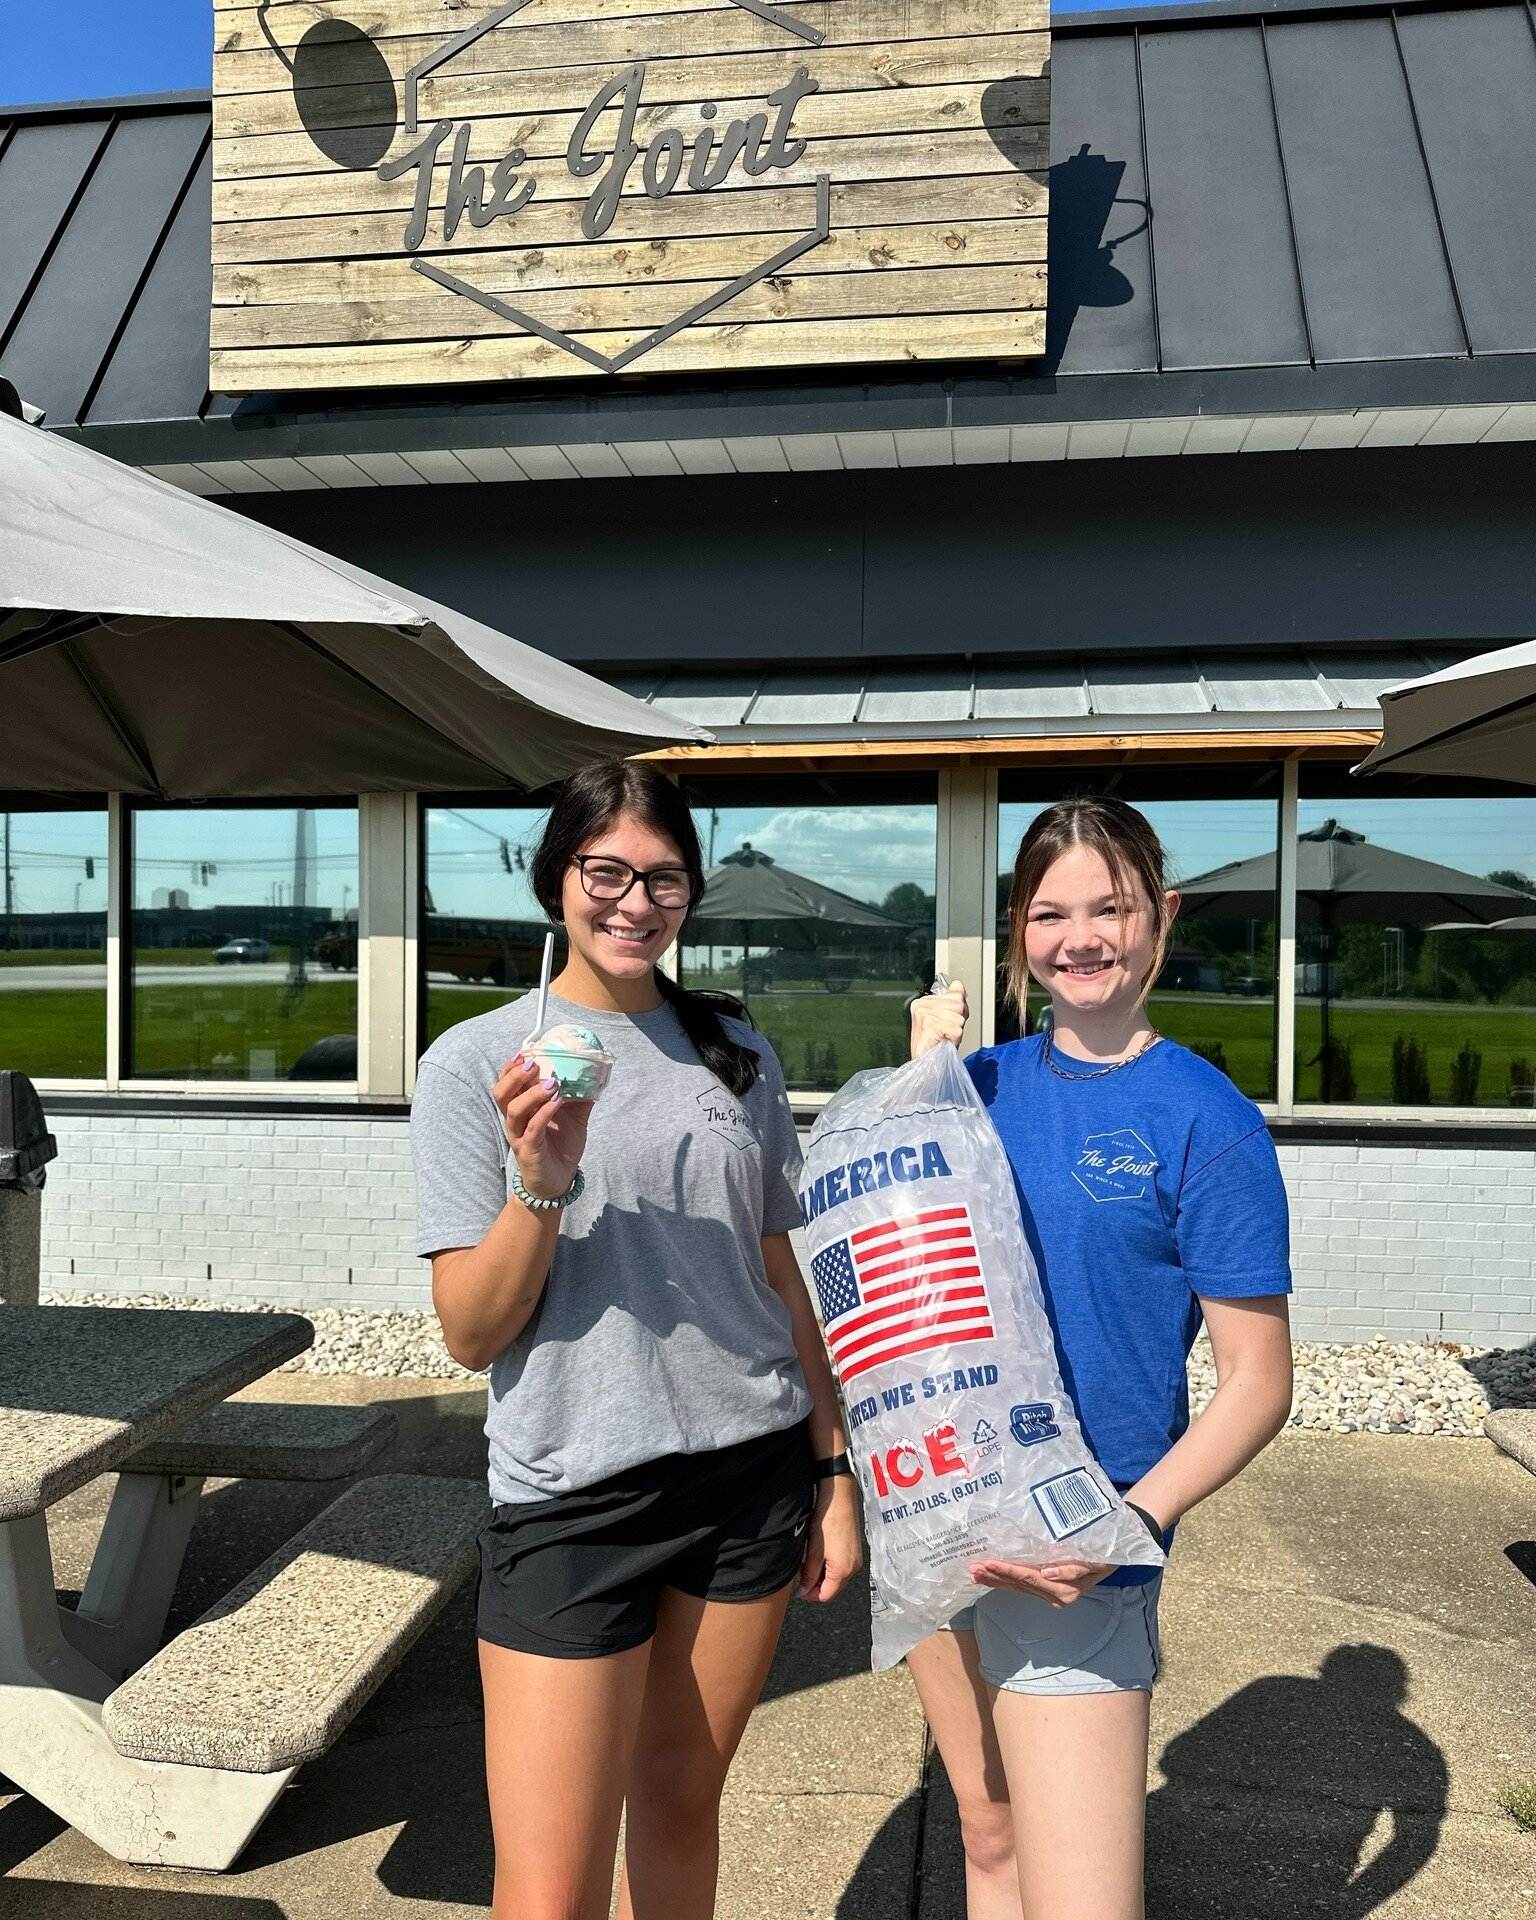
[572,854,697,910]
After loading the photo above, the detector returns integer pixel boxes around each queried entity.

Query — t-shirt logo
[1073,1128,1159,1203]
[695,1086,754,1150]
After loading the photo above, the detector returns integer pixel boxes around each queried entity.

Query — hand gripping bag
[800,1041,1165,1669]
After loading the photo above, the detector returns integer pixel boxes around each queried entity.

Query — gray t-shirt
[411,989,812,1505]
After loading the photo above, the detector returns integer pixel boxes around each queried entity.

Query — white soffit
[145,403,1536,496]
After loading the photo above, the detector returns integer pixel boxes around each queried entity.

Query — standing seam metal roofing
[4,0,1536,442]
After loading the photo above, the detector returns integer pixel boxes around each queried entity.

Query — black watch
[813,1452,854,1481]
[1126,1500,1166,1545]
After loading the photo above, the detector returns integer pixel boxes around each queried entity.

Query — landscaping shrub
[1390,1033,1431,1104]
[1449,1040,1483,1106]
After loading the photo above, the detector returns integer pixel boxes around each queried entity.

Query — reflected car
[212,938,272,964]
[1232,975,1269,997]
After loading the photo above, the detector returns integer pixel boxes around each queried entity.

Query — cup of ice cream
[527,1023,615,1103]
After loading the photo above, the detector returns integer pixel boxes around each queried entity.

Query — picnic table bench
[0,1306,487,1871]
[1485,1409,1536,1476]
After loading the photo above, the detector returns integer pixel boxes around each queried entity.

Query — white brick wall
[1276,1141,1536,1345]
[41,1113,428,1312]
[37,1116,1536,1347]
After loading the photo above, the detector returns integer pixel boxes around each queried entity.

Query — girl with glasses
[906,796,1294,1920]
[411,759,860,1920]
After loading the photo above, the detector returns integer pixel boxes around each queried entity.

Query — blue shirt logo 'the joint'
[1072,1128,1160,1203]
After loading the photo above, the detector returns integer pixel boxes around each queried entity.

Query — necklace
[1043,1029,1163,1080]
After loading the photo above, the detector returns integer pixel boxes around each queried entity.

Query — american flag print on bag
[809,1204,995,1386]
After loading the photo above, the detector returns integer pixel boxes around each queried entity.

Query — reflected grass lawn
[1295,1003,1536,1106]
[0,982,356,1079]
[424,983,912,1089]
[0,992,108,1077]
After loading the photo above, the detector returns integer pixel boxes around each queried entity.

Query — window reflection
[997,784,1280,1102]
[130,806,358,1082]
[0,807,108,1078]
[1294,794,1536,1107]
[680,779,937,1092]
[422,804,558,1047]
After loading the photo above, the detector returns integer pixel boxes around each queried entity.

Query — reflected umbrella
[686,844,910,1009]
[1178,819,1533,1098]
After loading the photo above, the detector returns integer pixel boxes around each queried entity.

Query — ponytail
[530,760,763,1097]
[653,968,762,1098]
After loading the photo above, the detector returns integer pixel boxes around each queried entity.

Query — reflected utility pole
[286,807,315,1004]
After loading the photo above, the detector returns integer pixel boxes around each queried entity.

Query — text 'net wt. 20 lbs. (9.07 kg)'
[799,1041,1164,1670]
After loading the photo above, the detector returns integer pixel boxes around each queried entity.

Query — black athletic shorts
[476,1421,817,1659]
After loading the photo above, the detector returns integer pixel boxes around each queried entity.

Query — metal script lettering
[377,0,832,370]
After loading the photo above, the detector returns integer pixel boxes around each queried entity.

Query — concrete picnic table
[0,1305,313,1859]
[0,1304,488,1873]
[1,1305,314,1522]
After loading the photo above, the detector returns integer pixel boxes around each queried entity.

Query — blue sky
[1,0,1117,106]
[0,1,213,105]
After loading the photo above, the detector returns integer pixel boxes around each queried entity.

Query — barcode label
[1031,1468,1113,1542]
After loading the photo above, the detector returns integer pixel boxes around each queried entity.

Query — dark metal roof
[4,0,1536,460]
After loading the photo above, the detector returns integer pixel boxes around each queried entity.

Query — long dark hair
[530,761,761,1097]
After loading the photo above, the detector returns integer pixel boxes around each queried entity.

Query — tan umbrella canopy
[1355,640,1536,784]
[0,387,705,797]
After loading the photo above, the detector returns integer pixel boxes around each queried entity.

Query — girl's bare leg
[616,1582,794,1920]
[480,1636,652,1920]
[906,1629,1022,1920]
[990,1687,1151,1920]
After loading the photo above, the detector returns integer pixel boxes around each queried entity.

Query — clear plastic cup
[527,1024,615,1103]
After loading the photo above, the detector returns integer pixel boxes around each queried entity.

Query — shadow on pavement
[759,1567,881,1706]
[0,1893,286,1919]
[834,1790,923,1919]
[0,1778,68,1877]
[1146,1645,1447,1918]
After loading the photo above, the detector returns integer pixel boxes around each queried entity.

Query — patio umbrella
[1178,819,1534,1095]
[1355,639,1536,784]
[0,388,706,798]
[685,845,909,1005]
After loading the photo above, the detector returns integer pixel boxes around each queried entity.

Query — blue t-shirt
[965,1034,1291,1585]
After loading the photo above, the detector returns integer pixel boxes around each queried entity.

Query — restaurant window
[0,806,109,1078]
[129,805,358,1082]
[680,776,938,1093]
[996,773,1282,1103]
[421,802,556,1048]
[1296,776,1536,1108]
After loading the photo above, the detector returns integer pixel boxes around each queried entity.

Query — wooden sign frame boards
[211,0,1049,391]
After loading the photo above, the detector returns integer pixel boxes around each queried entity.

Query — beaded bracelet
[510,1163,585,1212]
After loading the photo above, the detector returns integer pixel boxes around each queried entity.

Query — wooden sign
[211,0,1049,392]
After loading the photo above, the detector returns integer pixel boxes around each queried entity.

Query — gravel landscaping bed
[46,1290,1536,1437]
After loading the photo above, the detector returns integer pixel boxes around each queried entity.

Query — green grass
[0,991,108,1077]
[1294,1003,1535,1106]
[1501,1780,1536,1833]
[424,983,911,1090]
[1152,995,1536,1106]
[130,981,357,1078]
[1147,995,1277,1100]
[0,949,101,968]
[0,982,356,1079]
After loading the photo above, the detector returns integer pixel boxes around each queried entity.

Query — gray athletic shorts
[944,1572,1163,1696]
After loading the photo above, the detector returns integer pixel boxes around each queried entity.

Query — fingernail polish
[543,1076,557,1090]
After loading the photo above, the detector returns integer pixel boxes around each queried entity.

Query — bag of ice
[799,1040,1164,1669]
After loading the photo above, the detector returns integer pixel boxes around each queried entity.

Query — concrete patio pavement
[2,1376,1533,1918]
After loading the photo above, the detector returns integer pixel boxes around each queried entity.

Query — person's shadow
[1145,1645,1448,1918]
